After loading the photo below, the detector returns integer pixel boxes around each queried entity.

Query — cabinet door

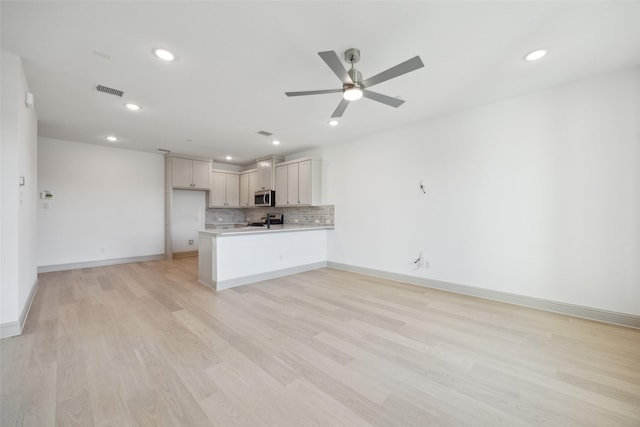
[248,172,257,206]
[287,163,299,205]
[240,173,250,207]
[192,160,211,189]
[172,158,193,188]
[225,173,240,207]
[209,171,226,207]
[275,165,287,206]
[298,160,311,205]
[256,159,272,190]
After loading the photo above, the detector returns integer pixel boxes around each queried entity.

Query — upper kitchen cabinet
[209,170,240,208]
[255,155,284,191]
[275,158,321,206]
[171,156,211,189]
[240,169,257,207]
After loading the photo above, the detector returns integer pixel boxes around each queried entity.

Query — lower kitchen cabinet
[209,170,240,208]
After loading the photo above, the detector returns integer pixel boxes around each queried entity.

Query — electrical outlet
[424,260,430,269]
[315,219,320,224]
[218,217,223,222]
[188,240,194,246]
[294,218,299,223]
[325,219,331,224]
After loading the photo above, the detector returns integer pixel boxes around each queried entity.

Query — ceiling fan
[285,48,424,118]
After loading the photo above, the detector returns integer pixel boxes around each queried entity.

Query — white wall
[0,51,38,329]
[172,189,205,252]
[319,68,639,316]
[37,138,165,267]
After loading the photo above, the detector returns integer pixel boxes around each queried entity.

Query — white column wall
[0,51,38,329]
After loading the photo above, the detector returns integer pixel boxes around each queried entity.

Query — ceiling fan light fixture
[343,87,363,101]
[328,120,339,127]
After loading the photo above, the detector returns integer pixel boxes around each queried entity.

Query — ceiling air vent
[257,130,273,136]
[96,84,124,97]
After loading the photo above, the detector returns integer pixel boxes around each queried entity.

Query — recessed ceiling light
[154,48,175,61]
[225,156,232,161]
[106,135,118,142]
[328,120,339,127]
[524,49,547,62]
[272,140,280,145]
[124,103,140,111]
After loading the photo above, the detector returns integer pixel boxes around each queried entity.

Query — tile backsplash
[205,208,245,224]
[206,205,334,226]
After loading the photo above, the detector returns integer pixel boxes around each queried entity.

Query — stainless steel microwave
[255,190,275,207]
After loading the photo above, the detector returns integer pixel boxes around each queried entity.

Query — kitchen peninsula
[198,225,334,290]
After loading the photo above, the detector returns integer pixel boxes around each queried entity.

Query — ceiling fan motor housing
[344,48,361,64]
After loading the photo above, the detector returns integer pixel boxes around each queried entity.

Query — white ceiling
[2,1,640,165]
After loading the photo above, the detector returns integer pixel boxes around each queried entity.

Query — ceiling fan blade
[318,51,353,84]
[361,56,424,88]
[285,89,342,97]
[331,98,350,118]
[362,90,405,108]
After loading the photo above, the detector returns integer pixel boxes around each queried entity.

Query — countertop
[200,224,334,236]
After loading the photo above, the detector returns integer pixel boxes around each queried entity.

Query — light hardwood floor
[1,258,639,426]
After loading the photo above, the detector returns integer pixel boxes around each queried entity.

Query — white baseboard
[38,254,165,273]
[327,262,640,329]
[202,261,328,291]
[0,278,39,339]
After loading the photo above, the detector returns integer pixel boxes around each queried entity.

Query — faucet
[266,213,271,229]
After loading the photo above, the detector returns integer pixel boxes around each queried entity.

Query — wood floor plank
[1,258,639,426]
[197,392,253,427]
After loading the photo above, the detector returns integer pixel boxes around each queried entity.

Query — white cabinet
[298,160,311,205]
[172,157,211,189]
[209,171,240,208]
[275,165,287,206]
[240,173,249,207]
[255,155,284,191]
[240,170,257,207]
[275,159,321,206]
[287,163,299,205]
[248,172,257,206]
[226,174,240,207]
